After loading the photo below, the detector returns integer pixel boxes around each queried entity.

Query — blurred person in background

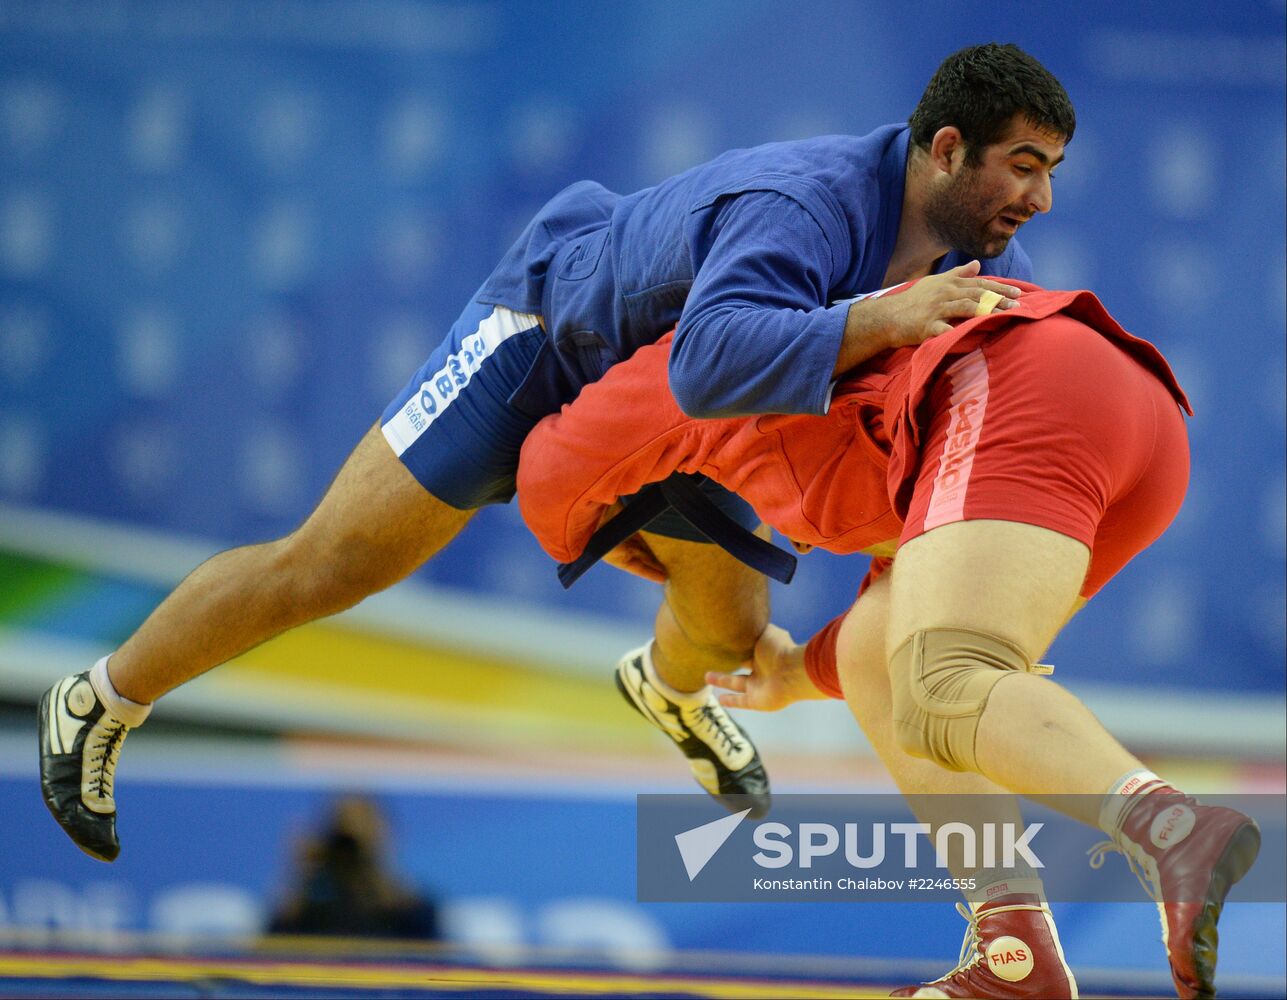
[40,42,1071,863]
[267,795,440,941]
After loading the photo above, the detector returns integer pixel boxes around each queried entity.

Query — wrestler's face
[924,116,1065,259]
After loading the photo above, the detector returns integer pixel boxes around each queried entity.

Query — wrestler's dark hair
[909,43,1075,163]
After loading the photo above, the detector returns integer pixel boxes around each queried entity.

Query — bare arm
[833,260,1020,378]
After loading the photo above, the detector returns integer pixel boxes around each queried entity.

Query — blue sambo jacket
[477,124,1031,419]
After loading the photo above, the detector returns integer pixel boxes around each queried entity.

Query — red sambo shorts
[803,286,1193,696]
[888,304,1191,597]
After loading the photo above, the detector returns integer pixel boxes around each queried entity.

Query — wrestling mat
[1,936,1261,999]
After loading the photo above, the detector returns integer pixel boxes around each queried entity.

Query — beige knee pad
[889,628,1050,772]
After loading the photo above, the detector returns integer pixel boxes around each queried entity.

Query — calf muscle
[109,424,473,703]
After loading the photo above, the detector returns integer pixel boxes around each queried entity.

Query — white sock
[638,642,708,707]
[89,656,153,728]
[969,874,1048,909]
[1098,768,1167,837]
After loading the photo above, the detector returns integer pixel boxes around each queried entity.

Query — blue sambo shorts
[379,300,758,542]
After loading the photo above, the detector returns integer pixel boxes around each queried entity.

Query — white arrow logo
[675,808,752,881]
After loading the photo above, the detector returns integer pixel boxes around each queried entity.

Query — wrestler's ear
[928,126,966,175]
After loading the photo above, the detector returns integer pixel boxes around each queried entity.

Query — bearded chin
[926,179,1007,260]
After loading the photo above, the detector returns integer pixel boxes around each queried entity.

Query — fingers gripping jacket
[889,628,1051,772]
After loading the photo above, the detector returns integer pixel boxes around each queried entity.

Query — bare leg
[110,424,474,703]
[887,519,1144,820]
[837,573,1003,794]
[832,573,1030,884]
[710,557,1080,996]
[643,527,771,692]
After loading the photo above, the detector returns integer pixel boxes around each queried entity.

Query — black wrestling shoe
[615,644,771,818]
[38,672,132,862]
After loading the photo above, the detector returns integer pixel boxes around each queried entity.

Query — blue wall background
[0,1,1283,694]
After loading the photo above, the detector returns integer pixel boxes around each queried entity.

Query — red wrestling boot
[890,892,1077,998]
[1091,787,1260,999]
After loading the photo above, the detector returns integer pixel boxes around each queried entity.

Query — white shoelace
[1087,837,1163,903]
[922,902,984,983]
[1088,837,1169,944]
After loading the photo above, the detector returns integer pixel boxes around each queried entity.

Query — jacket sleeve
[670,191,851,419]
